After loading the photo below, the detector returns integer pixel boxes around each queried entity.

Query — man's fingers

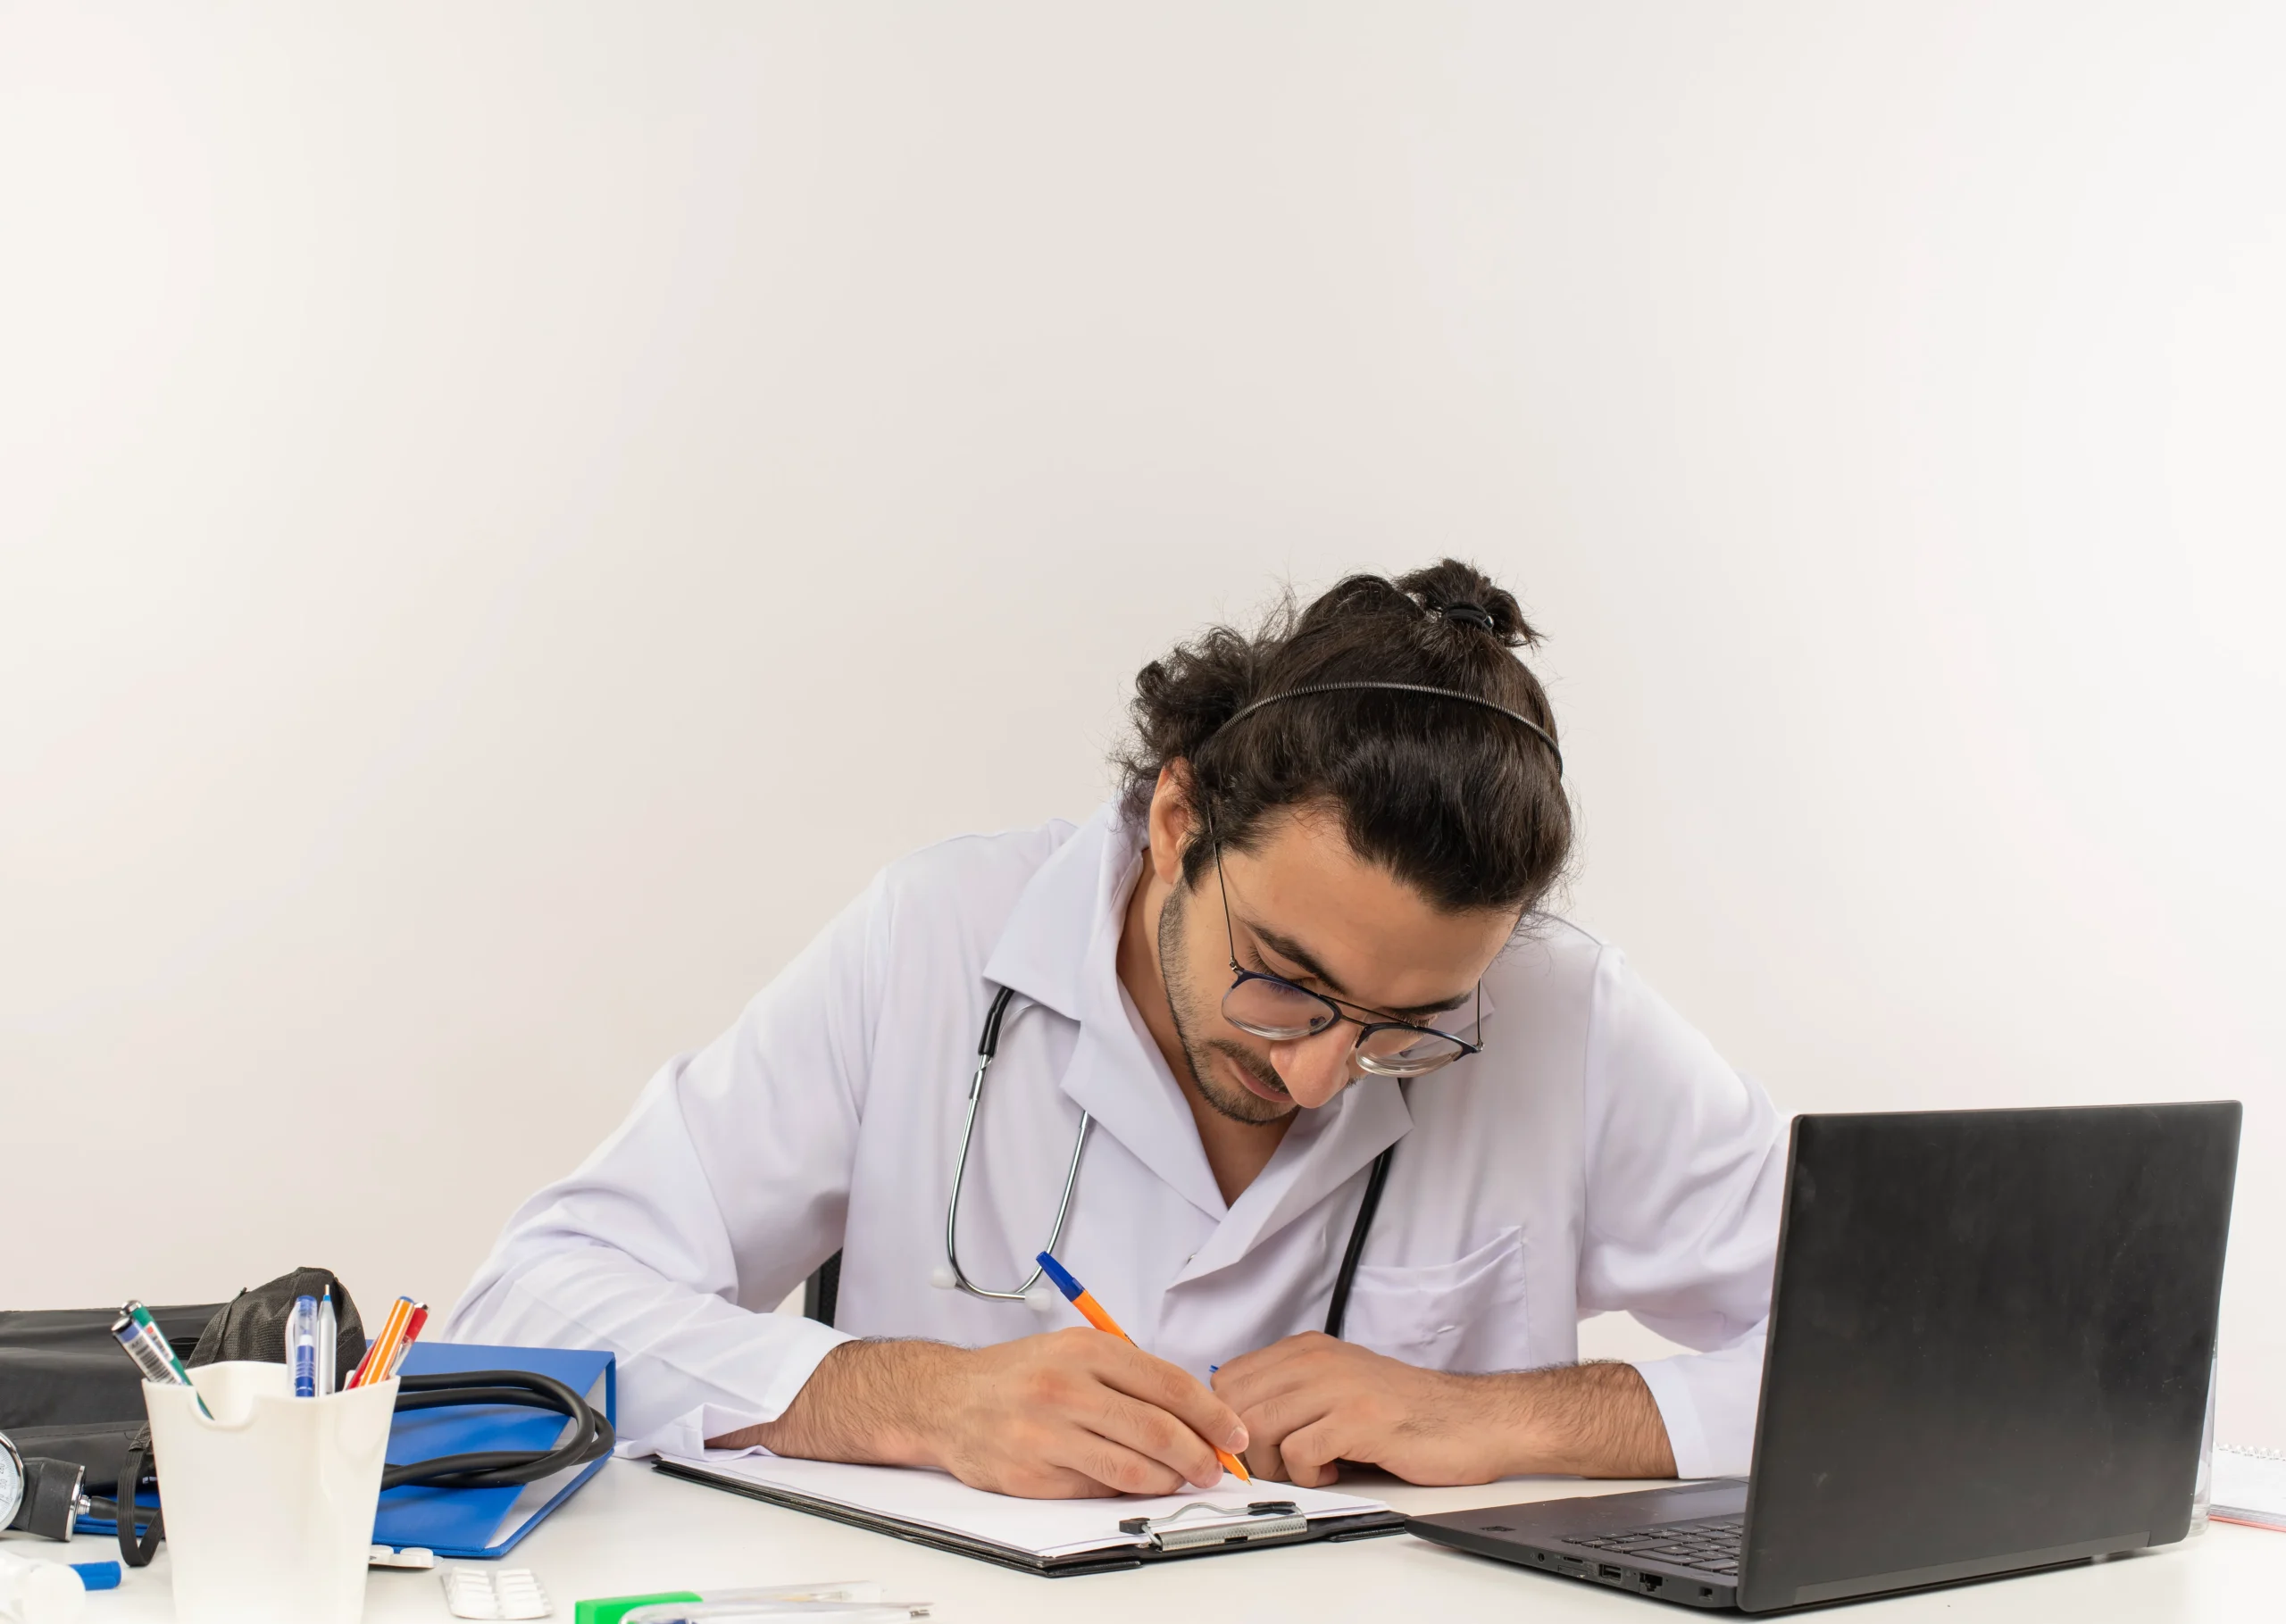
[1089,1387,1225,1488]
[1209,1331,1333,1414]
[1091,1337,1251,1458]
[1039,1427,1190,1498]
[1278,1418,1349,1489]
[1241,1437,1289,1481]
[1232,1384,1335,1481]
[1213,1359,1308,1420]
[1227,1371,1329,1442]
[974,1461,1131,1499]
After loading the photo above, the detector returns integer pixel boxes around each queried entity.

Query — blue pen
[288,1294,320,1398]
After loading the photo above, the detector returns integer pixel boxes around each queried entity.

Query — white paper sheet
[656,1453,1389,1559]
[2214,1445,2286,1529]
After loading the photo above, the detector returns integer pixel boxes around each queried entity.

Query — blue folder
[371,1342,617,1559]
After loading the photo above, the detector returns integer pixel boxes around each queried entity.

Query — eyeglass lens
[1222,975,1473,1075]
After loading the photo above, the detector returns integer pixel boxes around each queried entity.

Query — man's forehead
[1214,810,1512,1007]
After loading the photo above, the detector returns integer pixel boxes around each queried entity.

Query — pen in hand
[1035,1251,1252,1485]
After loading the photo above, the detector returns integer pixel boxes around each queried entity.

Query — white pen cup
[142,1362,398,1624]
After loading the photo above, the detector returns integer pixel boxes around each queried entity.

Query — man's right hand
[708,1331,1250,1498]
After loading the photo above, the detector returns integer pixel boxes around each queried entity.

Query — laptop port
[1599,1566,1624,1581]
[1639,1575,1664,1594]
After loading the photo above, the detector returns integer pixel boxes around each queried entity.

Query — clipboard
[652,1453,1405,1576]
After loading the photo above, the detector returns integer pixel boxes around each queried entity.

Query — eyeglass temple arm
[1206,805,1240,948]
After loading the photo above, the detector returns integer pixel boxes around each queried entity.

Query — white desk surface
[41,1460,2274,1622]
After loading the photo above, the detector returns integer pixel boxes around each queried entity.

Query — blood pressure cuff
[0,1269,366,1566]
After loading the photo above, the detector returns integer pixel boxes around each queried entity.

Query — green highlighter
[577,1595,702,1624]
[575,1584,927,1624]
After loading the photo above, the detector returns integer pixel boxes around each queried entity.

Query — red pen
[381,1303,430,1381]
[346,1296,419,1389]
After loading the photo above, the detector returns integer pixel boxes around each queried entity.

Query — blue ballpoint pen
[288,1294,321,1398]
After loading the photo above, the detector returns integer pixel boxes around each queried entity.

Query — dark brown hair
[1114,560,1572,914]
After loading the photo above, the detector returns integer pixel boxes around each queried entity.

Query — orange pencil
[1035,1251,1251,1485]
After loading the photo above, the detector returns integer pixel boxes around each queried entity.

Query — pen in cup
[288,1294,320,1398]
[387,1303,429,1380]
[346,1295,428,1388]
[112,1300,212,1418]
[316,1287,338,1397]
[1034,1251,1250,1485]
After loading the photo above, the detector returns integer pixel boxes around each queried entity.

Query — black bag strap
[114,1426,163,1568]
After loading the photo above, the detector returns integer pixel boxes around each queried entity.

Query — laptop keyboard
[1569,1515,1742,1576]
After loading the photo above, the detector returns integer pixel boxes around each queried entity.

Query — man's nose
[1270,1028,1357,1107]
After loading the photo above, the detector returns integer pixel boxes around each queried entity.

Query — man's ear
[1146,762,1198,887]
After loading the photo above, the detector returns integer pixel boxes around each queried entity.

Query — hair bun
[1397,559,1539,647]
[1114,557,1571,914]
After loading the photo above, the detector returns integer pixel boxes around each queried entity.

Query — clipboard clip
[1118,1499,1307,1552]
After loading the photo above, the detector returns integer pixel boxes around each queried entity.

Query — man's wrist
[1480,1361,1679,1479]
[706,1338,968,1465]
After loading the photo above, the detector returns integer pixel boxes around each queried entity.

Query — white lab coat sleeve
[1575,945,1786,1479]
[443,873,892,1457]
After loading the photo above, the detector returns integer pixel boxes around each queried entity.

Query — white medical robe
[446,804,1784,1478]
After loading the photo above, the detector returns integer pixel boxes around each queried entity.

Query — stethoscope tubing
[942,982,1396,1336]
[942,986,1094,1302]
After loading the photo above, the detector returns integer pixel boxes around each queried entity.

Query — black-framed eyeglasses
[1208,838,1485,1079]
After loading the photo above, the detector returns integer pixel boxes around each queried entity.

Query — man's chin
[1191,1045,1298,1126]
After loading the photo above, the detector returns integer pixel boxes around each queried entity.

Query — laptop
[1407,1103,2240,1612]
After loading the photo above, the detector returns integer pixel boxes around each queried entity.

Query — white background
[4,4,2280,1445]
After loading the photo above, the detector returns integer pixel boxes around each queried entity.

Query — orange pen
[1035,1250,1251,1485]
[382,1303,430,1381]
[346,1295,419,1389]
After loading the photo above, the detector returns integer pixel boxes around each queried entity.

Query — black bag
[0,1269,365,1566]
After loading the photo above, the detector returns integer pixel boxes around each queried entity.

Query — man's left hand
[1211,1332,1678,1487]
[1210,1332,1505,1486]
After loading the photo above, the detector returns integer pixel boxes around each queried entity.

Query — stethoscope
[930,986,1397,1339]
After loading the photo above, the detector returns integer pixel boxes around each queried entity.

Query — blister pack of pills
[441,1565,553,1620]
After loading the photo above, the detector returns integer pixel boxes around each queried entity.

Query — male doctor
[447,561,1782,1497]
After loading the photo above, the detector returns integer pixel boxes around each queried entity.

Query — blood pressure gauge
[0,1432,90,1541]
